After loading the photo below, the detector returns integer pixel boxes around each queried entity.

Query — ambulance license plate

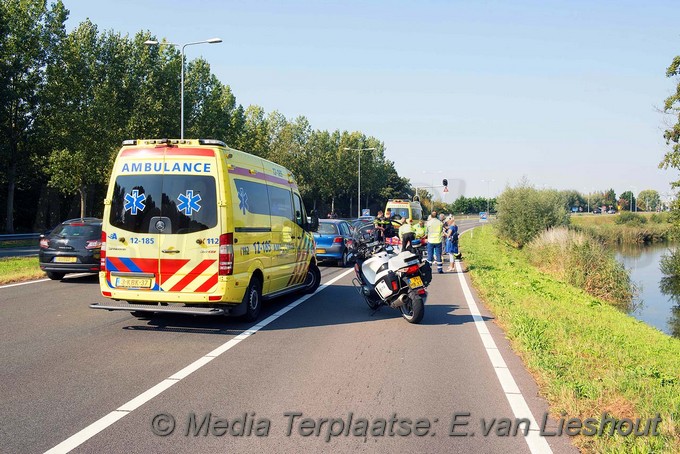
[408,276,423,288]
[54,257,77,263]
[316,248,326,254]
[115,277,152,289]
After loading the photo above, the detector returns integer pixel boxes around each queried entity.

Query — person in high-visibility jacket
[426,211,444,273]
[399,218,415,252]
[413,219,426,239]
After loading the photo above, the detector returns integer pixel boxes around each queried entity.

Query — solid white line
[455,259,553,454]
[43,268,355,454]
[0,278,49,289]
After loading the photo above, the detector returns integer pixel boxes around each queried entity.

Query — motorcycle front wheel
[400,291,424,324]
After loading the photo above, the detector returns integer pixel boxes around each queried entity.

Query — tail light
[219,233,234,275]
[333,236,343,243]
[418,288,427,295]
[40,238,49,248]
[100,231,107,271]
[86,239,102,250]
[391,280,399,291]
[403,264,420,274]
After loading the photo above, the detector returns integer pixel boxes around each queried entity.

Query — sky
[64,0,680,201]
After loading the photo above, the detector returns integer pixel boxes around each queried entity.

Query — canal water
[615,243,680,338]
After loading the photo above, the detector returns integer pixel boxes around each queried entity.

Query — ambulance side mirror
[307,210,319,232]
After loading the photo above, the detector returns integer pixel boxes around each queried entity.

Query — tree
[603,188,617,208]
[618,191,635,211]
[659,55,680,186]
[495,181,570,247]
[0,0,67,232]
[637,189,660,211]
[41,21,121,217]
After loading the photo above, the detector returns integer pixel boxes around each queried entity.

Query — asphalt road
[0,221,577,454]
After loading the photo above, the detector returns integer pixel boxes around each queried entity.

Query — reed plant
[525,227,634,309]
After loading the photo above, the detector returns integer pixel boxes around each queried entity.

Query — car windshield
[51,224,101,238]
[317,223,339,235]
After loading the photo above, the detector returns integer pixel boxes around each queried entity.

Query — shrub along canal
[616,243,680,338]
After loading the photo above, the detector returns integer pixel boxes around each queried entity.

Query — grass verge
[463,225,680,453]
[0,257,46,285]
[570,214,674,245]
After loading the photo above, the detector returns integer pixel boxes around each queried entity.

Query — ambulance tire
[242,277,263,322]
[303,262,321,294]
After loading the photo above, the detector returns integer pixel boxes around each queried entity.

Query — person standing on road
[445,216,460,272]
[374,210,387,242]
[426,211,444,273]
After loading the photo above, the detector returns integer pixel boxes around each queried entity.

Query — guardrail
[0,233,41,243]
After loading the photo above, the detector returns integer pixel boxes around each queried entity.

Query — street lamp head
[143,39,159,46]
[206,38,222,44]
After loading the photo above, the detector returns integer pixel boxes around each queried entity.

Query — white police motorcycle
[349,229,431,324]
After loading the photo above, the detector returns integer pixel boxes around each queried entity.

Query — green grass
[0,257,45,284]
[0,239,37,249]
[462,225,680,453]
[570,213,674,245]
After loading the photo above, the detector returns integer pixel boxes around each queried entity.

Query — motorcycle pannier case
[375,270,399,299]
[420,261,432,287]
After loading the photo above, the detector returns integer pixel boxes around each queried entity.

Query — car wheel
[46,271,65,281]
[338,250,349,267]
[242,277,263,322]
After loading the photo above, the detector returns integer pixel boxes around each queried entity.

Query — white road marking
[43,268,355,454]
[455,258,553,454]
[0,278,49,289]
[0,273,95,290]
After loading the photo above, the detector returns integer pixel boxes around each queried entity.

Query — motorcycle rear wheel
[400,292,424,324]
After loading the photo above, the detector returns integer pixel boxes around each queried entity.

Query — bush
[526,227,635,309]
[615,211,647,226]
[495,183,569,247]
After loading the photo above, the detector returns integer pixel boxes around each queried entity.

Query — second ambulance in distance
[91,138,320,321]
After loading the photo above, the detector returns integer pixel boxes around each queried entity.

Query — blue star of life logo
[177,190,202,216]
[124,189,146,215]
[238,187,249,215]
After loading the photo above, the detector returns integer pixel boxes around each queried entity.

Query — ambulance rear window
[110,175,217,234]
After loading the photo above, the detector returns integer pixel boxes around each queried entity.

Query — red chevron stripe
[194,274,218,293]
[169,259,216,292]
[159,258,191,284]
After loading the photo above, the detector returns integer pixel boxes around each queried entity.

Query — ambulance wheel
[46,271,65,281]
[242,277,262,322]
[303,262,321,294]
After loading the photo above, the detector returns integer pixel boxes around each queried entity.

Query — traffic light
[443,179,448,187]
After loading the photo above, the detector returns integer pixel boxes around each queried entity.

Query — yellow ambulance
[385,199,423,221]
[91,138,320,321]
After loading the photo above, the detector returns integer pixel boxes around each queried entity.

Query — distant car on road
[313,219,354,267]
[38,218,102,280]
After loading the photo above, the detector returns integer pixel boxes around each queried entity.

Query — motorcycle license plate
[408,276,423,288]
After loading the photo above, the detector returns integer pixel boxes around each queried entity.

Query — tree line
[0,0,411,232]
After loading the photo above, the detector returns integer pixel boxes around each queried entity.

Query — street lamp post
[482,178,495,215]
[422,170,443,212]
[344,147,376,218]
[144,37,222,139]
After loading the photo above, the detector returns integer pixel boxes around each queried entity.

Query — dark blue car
[313,219,354,267]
